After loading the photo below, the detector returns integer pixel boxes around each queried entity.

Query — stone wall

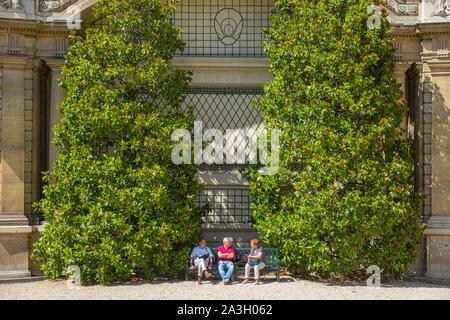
[0,3,70,278]
[1,0,450,279]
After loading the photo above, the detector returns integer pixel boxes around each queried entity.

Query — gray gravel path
[1,277,450,300]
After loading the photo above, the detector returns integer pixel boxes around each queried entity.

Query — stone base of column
[0,270,31,280]
[0,215,29,226]
[425,216,450,280]
[0,223,32,280]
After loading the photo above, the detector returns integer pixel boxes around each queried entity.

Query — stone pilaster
[422,54,450,279]
[422,65,433,221]
[0,56,32,279]
[24,64,34,216]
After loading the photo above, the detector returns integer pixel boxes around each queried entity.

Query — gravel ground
[1,277,450,300]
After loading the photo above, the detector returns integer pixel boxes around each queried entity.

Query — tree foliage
[249,0,424,277]
[33,0,203,284]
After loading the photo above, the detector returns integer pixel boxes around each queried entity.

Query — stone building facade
[1,0,450,280]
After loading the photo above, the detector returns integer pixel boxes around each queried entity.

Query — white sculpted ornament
[1,0,21,9]
[435,0,450,16]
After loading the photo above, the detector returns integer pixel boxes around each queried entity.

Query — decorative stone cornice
[382,0,419,16]
[38,0,78,12]
[0,19,74,34]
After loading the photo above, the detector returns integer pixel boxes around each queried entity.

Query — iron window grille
[181,87,264,170]
[125,86,265,170]
[91,0,275,57]
[184,87,261,225]
[174,0,274,57]
[197,187,252,224]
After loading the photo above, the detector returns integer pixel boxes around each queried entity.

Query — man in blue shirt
[190,238,214,285]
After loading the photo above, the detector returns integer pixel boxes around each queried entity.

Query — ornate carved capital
[0,0,23,11]
[382,0,419,16]
[38,0,78,12]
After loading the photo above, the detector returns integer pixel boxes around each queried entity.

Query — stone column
[0,57,32,279]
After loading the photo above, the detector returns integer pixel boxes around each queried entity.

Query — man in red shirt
[217,237,235,284]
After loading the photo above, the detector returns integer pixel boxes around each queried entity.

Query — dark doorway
[37,62,51,217]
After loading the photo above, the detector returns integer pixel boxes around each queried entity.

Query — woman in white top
[242,239,265,285]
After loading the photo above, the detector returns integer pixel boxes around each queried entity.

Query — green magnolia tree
[33,0,203,284]
[249,0,424,277]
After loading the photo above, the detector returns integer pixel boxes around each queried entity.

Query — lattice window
[182,87,264,168]
[174,0,274,57]
[91,0,275,57]
[186,88,262,225]
[197,187,252,224]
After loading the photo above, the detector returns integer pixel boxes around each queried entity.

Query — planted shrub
[249,0,424,277]
[33,0,203,284]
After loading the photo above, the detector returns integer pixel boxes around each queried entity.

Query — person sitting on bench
[217,237,235,285]
[190,238,213,285]
[242,239,265,285]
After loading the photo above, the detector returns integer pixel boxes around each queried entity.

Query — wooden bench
[185,247,280,281]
